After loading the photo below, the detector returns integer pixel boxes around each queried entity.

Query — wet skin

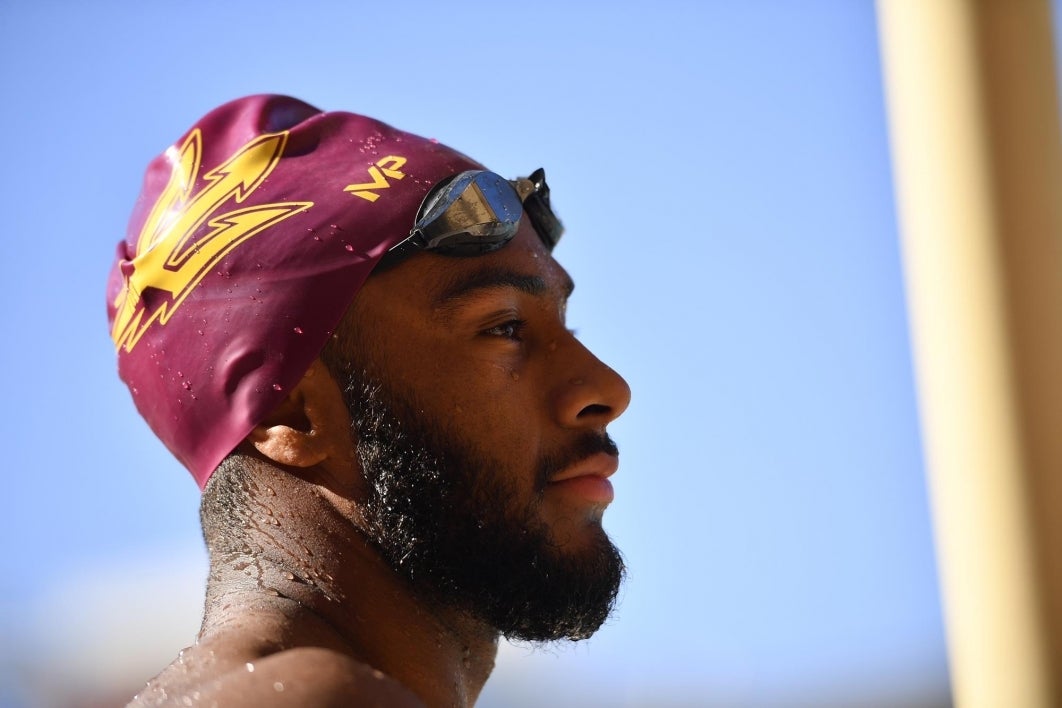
[128,221,630,708]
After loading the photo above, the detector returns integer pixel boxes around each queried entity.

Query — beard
[341,372,625,642]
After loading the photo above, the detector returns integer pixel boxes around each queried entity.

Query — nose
[551,336,631,428]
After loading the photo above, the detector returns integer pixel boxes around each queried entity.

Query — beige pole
[875,0,1062,705]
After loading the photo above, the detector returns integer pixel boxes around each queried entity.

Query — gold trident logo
[111,129,313,352]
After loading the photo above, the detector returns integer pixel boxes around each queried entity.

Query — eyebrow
[432,266,575,313]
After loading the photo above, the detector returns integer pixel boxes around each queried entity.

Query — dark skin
[130,222,631,707]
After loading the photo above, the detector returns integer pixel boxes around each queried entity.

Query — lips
[548,451,619,483]
[547,452,618,504]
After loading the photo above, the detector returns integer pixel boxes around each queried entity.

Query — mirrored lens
[414,171,523,253]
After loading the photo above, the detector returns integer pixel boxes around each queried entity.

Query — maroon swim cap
[106,95,481,487]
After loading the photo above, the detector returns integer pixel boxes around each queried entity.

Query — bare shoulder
[129,646,424,708]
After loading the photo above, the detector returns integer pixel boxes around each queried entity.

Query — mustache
[535,433,620,490]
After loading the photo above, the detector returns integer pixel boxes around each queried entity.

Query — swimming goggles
[384,168,563,263]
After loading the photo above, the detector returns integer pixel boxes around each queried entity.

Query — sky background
[1,2,1059,707]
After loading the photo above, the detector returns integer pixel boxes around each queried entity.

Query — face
[338,222,632,640]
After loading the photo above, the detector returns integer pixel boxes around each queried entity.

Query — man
[107,95,630,707]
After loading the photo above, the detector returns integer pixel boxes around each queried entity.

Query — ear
[245,359,354,469]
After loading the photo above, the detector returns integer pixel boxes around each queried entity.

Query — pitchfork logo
[111,129,313,353]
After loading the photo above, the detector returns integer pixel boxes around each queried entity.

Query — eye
[484,319,526,341]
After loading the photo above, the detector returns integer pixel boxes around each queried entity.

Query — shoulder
[235,647,425,707]
[130,646,424,708]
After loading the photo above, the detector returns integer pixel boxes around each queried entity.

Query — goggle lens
[384,168,563,264]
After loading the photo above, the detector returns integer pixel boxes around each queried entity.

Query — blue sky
[1,2,1057,706]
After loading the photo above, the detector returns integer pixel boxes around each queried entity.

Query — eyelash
[484,319,527,341]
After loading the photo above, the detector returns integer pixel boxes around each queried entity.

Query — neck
[200,460,498,707]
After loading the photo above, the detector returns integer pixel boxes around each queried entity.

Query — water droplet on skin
[283,571,295,581]
[293,326,303,334]
[246,662,255,672]
[265,486,276,496]
[274,682,285,692]
[372,670,385,680]
[272,383,283,391]
[510,370,520,381]
[344,243,354,252]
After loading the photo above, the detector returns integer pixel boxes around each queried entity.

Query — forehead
[359,221,574,315]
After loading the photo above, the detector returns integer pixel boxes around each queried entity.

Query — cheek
[433,360,547,453]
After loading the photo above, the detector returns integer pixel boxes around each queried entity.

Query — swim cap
[106,95,481,487]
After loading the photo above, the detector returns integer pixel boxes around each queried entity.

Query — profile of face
[335,220,632,641]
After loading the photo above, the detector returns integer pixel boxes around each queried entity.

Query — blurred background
[1,1,1059,706]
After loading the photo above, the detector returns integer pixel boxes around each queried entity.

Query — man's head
[110,95,630,642]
